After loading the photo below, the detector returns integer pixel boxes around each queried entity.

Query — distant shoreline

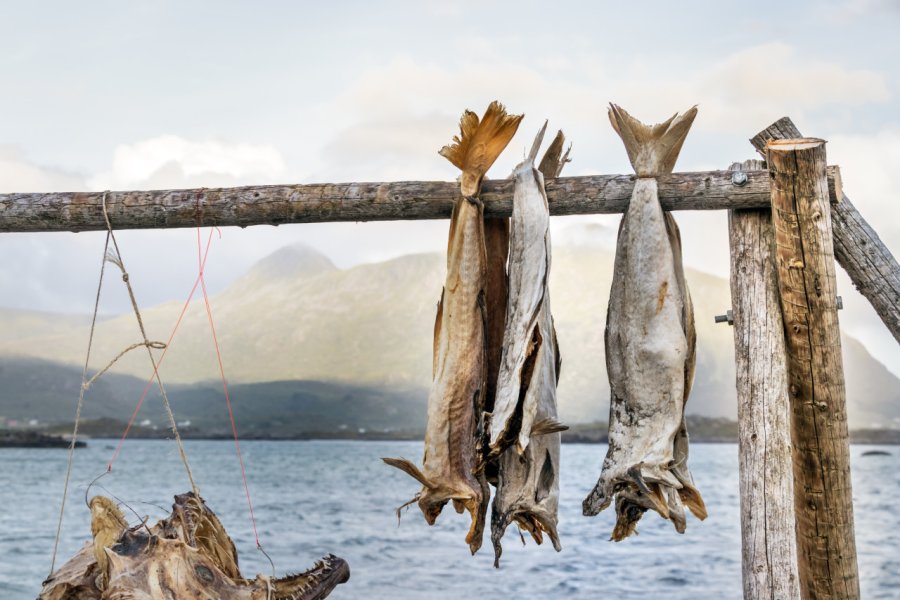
[13,421,900,446]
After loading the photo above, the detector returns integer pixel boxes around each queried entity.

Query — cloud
[87,135,287,190]
[827,129,900,250]
[298,42,890,185]
[827,0,900,19]
[0,146,86,192]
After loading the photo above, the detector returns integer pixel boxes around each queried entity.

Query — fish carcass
[488,124,570,566]
[40,493,349,600]
[582,105,707,540]
[384,101,522,554]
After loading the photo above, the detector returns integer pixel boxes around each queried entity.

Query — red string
[106,191,262,548]
[198,254,262,546]
[107,228,215,470]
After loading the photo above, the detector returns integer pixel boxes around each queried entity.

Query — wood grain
[728,159,800,600]
[766,138,859,600]
[0,170,775,232]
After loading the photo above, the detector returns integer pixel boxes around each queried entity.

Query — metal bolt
[714,309,734,325]
[731,171,748,187]
[837,296,843,310]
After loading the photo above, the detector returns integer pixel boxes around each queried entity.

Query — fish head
[102,529,349,600]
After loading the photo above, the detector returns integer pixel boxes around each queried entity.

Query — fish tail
[537,129,571,179]
[439,101,523,197]
[608,103,697,177]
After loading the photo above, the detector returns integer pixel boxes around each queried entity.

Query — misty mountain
[1,236,898,428]
[0,356,427,435]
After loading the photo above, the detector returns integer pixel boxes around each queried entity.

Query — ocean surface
[1,440,897,599]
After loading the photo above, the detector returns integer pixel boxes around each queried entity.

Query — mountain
[0,356,426,435]
[1,240,898,428]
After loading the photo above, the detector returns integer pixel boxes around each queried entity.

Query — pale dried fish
[40,492,349,599]
[582,104,707,540]
[384,101,522,554]
[489,124,568,566]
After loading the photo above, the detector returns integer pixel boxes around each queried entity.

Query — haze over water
[2,440,897,598]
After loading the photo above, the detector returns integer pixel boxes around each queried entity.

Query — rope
[193,192,268,560]
[49,190,269,577]
[49,228,111,576]
[82,341,166,392]
[105,227,215,468]
[99,194,200,499]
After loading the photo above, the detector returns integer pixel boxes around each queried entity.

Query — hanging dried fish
[489,123,570,567]
[40,492,349,600]
[383,101,522,554]
[582,104,707,541]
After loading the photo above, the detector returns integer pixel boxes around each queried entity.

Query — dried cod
[40,493,349,600]
[488,124,570,566]
[383,101,522,554]
[582,104,707,540]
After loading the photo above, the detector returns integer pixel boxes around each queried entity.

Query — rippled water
[1,440,897,598]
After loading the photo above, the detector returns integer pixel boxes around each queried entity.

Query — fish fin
[608,103,697,176]
[439,100,523,196]
[627,465,670,518]
[89,496,128,588]
[678,485,708,521]
[530,417,568,437]
[432,292,443,379]
[538,130,570,179]
[382,458,434,488]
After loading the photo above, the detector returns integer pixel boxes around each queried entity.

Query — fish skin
[582,105,706,540]
[384,102,522,554]
[489,126,566,567]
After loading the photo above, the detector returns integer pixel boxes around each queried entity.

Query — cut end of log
[765,138,826,152]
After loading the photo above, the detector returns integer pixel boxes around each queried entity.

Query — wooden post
[752,117,900,344]
[727,160,800,600]
[766,138,859,599]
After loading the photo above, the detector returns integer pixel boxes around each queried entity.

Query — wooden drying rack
[3,116,898,600]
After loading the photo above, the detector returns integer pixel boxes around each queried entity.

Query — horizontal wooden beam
[0,170,784,233]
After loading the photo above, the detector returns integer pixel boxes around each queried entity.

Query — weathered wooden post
[753,117,900,343]
[766,137,859,599]
[727,159,800,600]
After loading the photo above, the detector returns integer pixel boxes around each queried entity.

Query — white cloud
[88,135,287,190]
[0,147,86,193]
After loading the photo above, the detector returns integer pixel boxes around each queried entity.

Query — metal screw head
[731,171,748,187]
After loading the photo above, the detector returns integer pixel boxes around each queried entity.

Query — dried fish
[489,124,569,566]
[40,492,349,599]
[582,104,707,540]
[384,101,522,554]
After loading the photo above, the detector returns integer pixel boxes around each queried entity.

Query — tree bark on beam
[728,159,800,600]
[767,138,859,600]
[0,170,777,233]
[751,117,900,343]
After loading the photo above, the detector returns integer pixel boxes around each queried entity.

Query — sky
[1,0,898,375]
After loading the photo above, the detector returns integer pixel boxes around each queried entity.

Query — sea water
[1,440,897,599]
